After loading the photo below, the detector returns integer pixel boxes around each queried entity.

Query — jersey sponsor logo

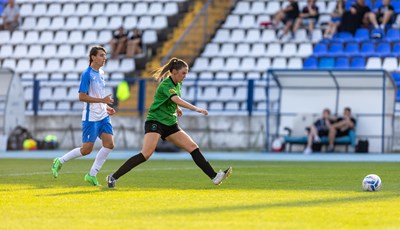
[151,124,157,131]
[169,89,176,94]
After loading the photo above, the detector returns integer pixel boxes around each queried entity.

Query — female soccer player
[106,57,232,188]
[51,46,116,186]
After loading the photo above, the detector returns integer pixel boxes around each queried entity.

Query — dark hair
[344,107,351,113]
[89,46,106,65]
[152,57,188,80]
[323,108,331,114]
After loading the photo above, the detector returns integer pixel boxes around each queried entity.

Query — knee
[80,146,93,156]
[187,144,199,153]
[104,143,114,150]
[141,149,155,160]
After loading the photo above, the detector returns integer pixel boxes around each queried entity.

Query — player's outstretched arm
[171,95,208,116]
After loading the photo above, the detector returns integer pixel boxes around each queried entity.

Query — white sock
[89,147,112,176]
[59,148,82,164]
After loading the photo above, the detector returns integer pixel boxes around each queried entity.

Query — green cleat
[84,173,101,186]
[51,158,62,178]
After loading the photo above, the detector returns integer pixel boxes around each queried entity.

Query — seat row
[19,2,179,17]
[0,30,157,46]
[304,56,400,71]
[312,41,400,58]
[327,29,400,43]
[202,42,312,58]
[19,15,167,31]
[2,58,135,74]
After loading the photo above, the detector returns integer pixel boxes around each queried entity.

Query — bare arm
[170,95,208,116]
[79,92,114,104]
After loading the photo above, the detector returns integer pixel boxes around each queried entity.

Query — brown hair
[89,46,106,65]
[152,57,188,80]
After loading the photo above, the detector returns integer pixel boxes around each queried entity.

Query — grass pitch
[0,158,399,230]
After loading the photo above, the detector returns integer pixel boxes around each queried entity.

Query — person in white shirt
[51,46,116,186]
[1,0,20,31]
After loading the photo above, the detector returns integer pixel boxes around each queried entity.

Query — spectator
[324,0,345,39]
[327,107,356,152]
[339,0,371,35]
[272,0,300,40]
[109,26,128,59]
[126,28,143,58]
[292,0,319,40]
[303,108,334,154]
[366,0,394,30]
[1,0,20,31]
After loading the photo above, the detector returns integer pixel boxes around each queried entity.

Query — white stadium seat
[47,3,62,17]
[142,30,157,44]
[104,3,119,16]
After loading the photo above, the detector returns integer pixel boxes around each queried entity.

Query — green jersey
[146,77,181,125]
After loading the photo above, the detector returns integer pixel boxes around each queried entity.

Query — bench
[283,128,356,152]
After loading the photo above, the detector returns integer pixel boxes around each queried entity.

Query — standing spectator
[272,0,300,40]
[126,28,143,58]
[303,108,334,154]
[339,0,371,35]
[1,0,20,31]
[292,0,319,40]
[324,0,345,39]
[366,0,394,30]
[109,26,128,59]
[327,107,356,152]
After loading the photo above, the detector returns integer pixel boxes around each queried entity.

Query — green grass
[0,159,399,230]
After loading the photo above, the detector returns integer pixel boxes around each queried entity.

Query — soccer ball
[362,174,382,191]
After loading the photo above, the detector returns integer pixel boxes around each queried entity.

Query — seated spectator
[272,0,300,40]
[366,0,394,30]
[1,0,20,31]
[327,107,356,152]
[339,0,371,35]
[324,0,345,39]
[126,28,143,58]
[303,108,334,154]
[292,0,319,40]
[109,26,128,59]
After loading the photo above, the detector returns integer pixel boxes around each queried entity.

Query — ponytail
[152,57,188,81]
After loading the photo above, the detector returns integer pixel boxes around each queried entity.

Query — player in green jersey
[107,57,232,188]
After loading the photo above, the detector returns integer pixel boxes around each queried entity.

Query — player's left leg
[166,130,232,185]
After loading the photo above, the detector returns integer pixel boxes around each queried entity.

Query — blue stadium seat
[354,28,370,42]
[376,42,391,57]
[335,57,350,69]
[327,43,344,57]
[333,32,353,43]
[318,57,335,69]
[359,42,375,57]
[393,43,400,56]
[344,42,359,57]
[392,72,400,83]
[383,28,400,42]
[312,43,328,57]
[350,57,365,69]
[303,57,318,69]
[393,1,400,13]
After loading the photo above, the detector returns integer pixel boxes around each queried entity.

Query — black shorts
[144,120,181,140]
[336,129,349,137]
[318,130,329,137]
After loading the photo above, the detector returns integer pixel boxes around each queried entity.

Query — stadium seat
[241,15,256,29]
[297,43,313,57]
[366,57,382,69]
[318,57,335,69]
[350,57,365,69]
[303,57,318,69]
[335,57,350,69]
[233,1,250,15]
[16,59,31,73]
[344,42,359,57]
[354,28,370,42]
[312,43,328,57]
[327,43,344,57]
[281,44,297,57]
[9,31,24,45]
[220,43,235,57]
[36,17,51,30]
[26,45,42,58]
[209,58,225,71]
[0,44,13,58]
[250,2,265,15]
[265,1,280,14]
[202,43,219,57]
[261,29,277,42]
[375,42,391,57]
[31,3,47,17]
[384,28,400,42]
[334,32,353,43]
[287,58,303,69]
[14,45,28,58]
[393,43,400,57]
[360,42,375,57]
[235,44,250,57]
[164,2,178,16]
[271,57,287,69]
[223,15,240,29]
[225,58,240,71]
[255,58,271,72]
[42,45,57,58]
[250,43,266,57]
[213,29,230,43]
[382,57,398,71]
[246,29,261,43]
[123,16,138,30]
[75,3,90,16]
[241,57,256,71]
[230,29,245,43]
[119,3,134,16]
[265,43,281,57]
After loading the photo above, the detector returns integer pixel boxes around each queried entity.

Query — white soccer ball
[362,174,382,191]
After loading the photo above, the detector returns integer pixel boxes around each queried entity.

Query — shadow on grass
[153,192,399,215]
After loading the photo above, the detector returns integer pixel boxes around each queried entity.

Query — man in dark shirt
[367,0,394,30]
[327,107,356,152]
[272,0,300,40]
[293,0,319,40]
[339,0,371,34]
[109,26,128,59]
